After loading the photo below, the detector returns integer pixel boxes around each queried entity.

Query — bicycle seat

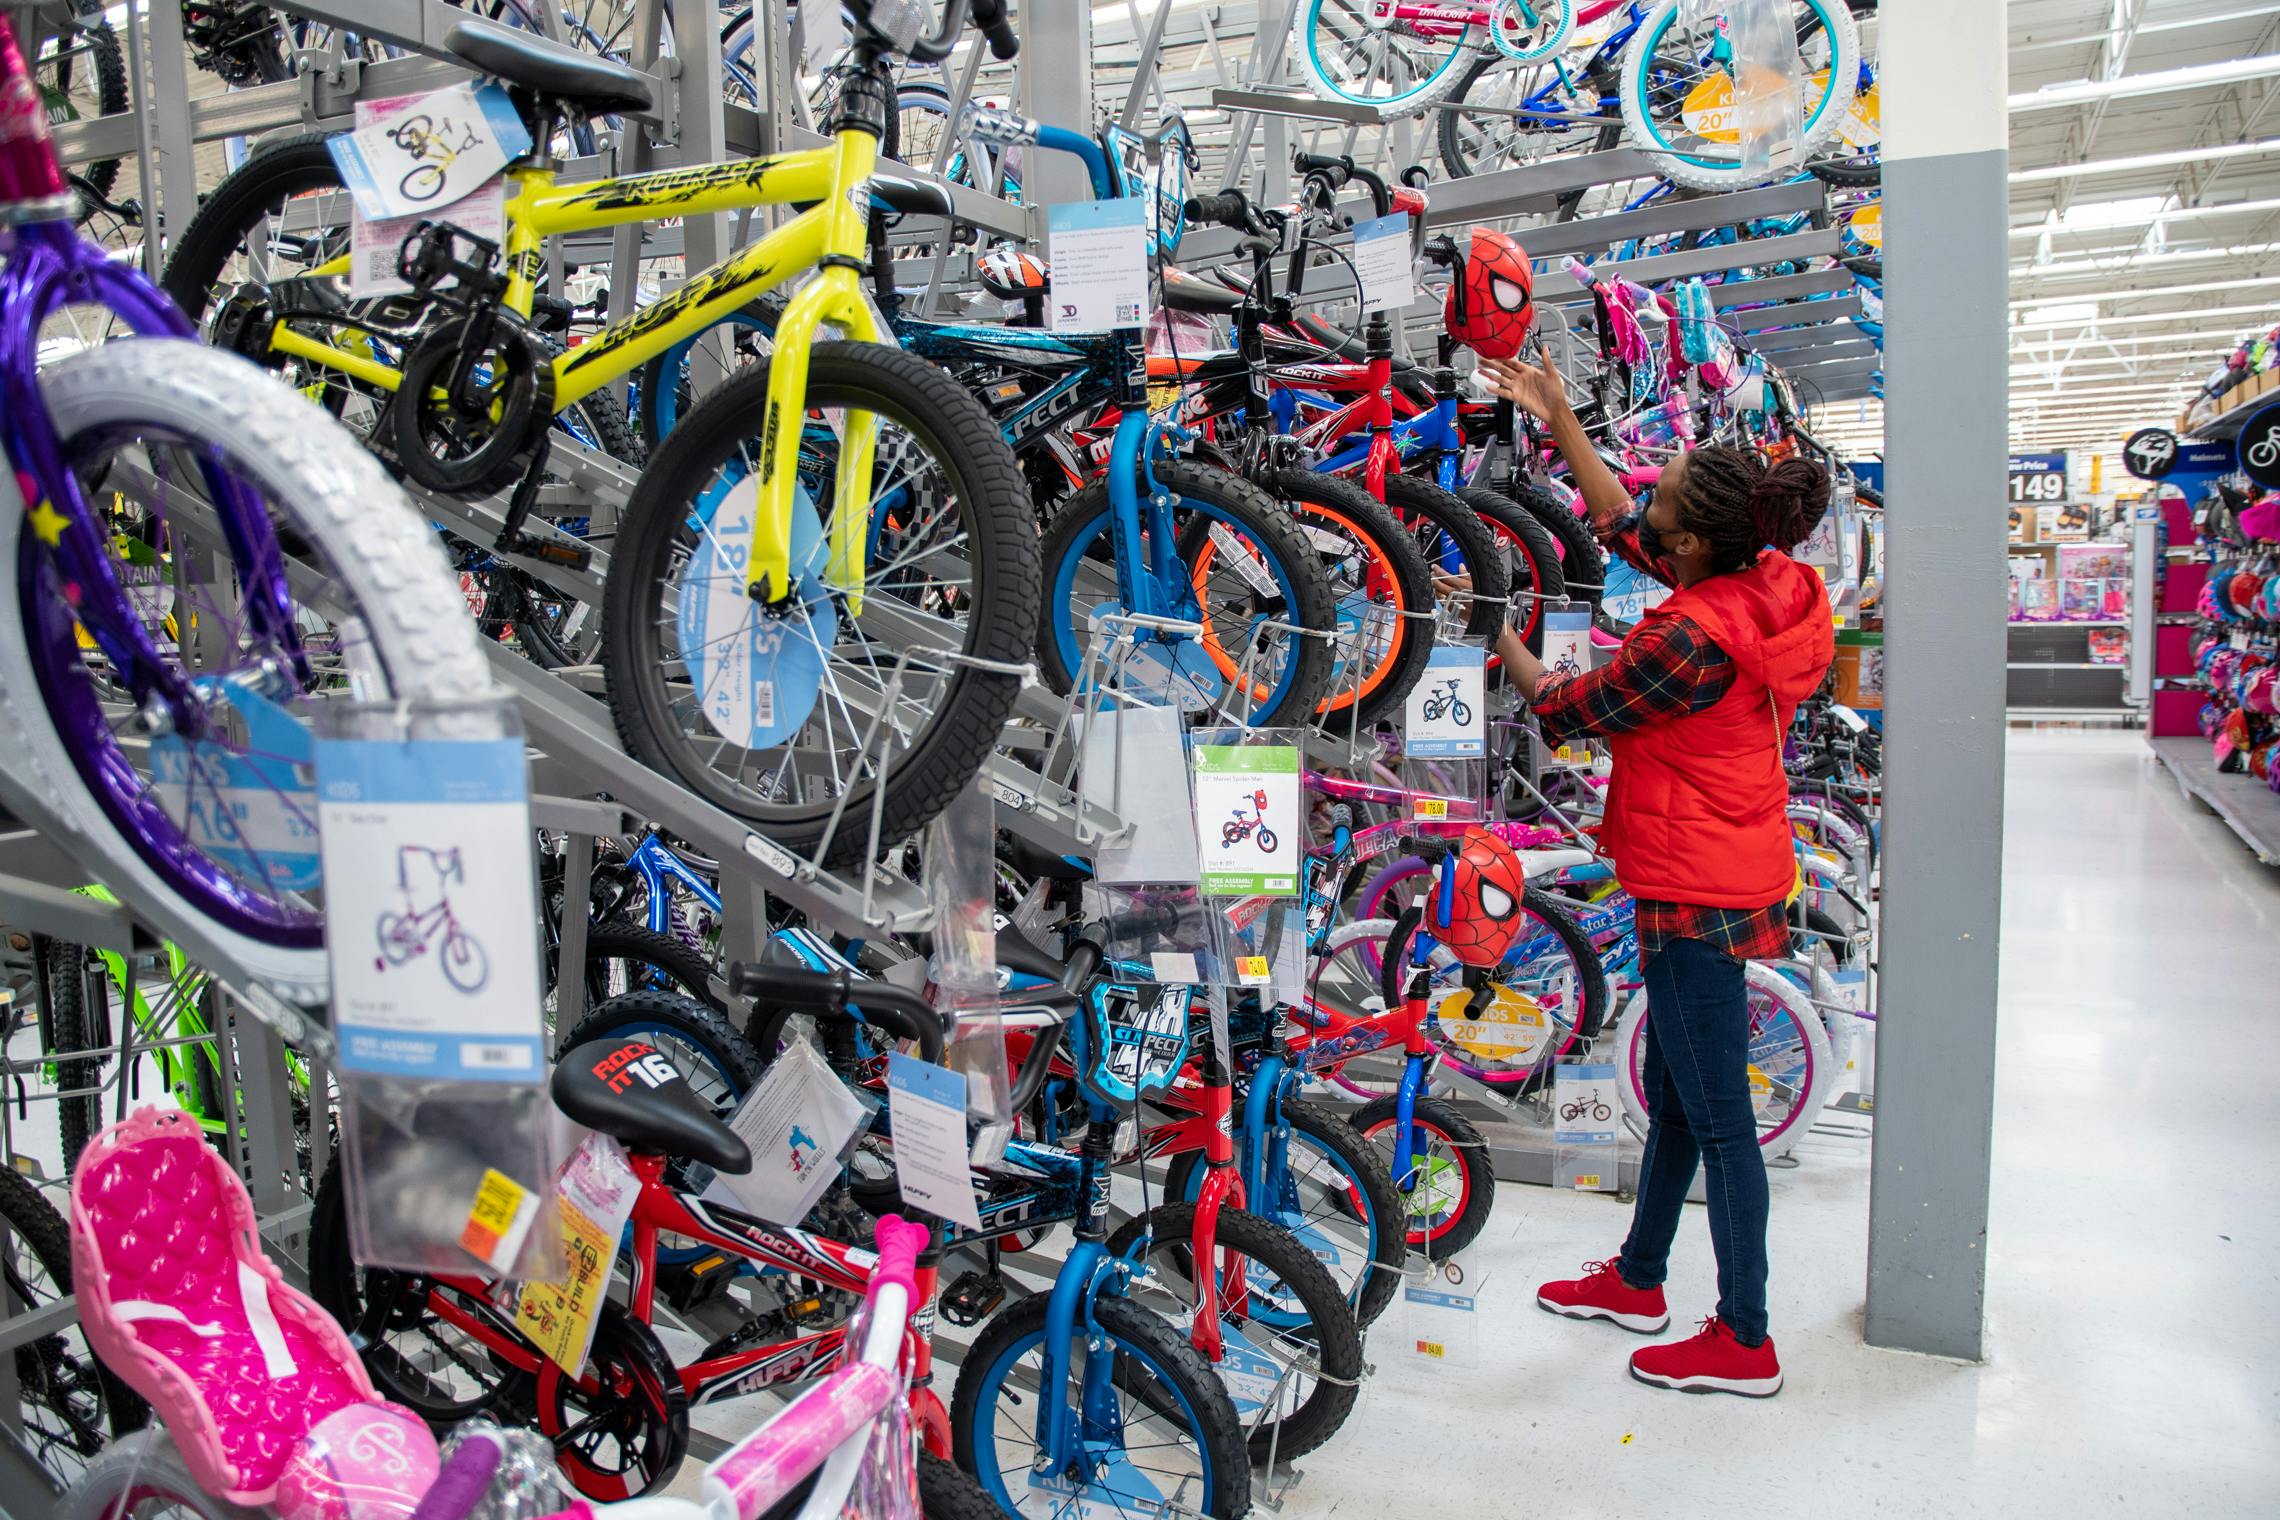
[1162,264,1247,315]
[872,170,956,220]
[1000,832,1092,883]
[997,926,1072,986]
[553,1038,753,1174]
[446,19,655,117]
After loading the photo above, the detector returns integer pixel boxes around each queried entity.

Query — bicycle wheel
[1259,468,1435,729]
[1382,474,1511,643]
[551,920,723,1021]
[1040,461,1334,728]
[603,344,1040,870]
[1504,477,1606,610]
[0,1166,144,1490]
[1620,0,1861,192]
[1292,0,1483,116]
[1106,1203,1364,1461]
[0,342,491,1006]
[38,21,129,219]
[38,942,103,1173]
[1350,1093,1497,1256]
[1612,960,1832,1159]
[534,1301,690,1500]
[918,1452,1003,1520]
[307,1160,535,1422]
[951,1290,1251,1519]
[1459,485,1566,653]
[59,1429,260,1520]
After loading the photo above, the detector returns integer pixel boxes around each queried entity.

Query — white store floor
[1283,729,2280,1519]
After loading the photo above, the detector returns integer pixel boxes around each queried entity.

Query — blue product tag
[675,474,833,750]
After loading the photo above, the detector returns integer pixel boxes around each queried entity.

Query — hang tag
[149,677,319,894]
[1540,605,1593,686]
[352,177,505,298]
[316,736,545,1081]
[886,1054,981,1229]
[1553,1061,1620,1192]
[1190,743,1301,896]
[329,82,531,222]
[702,1037,869,1225]
[459,1168,541,1273]
[1351,212,1415,314]
[677,475,833,750]
[1402,1275,1481,1368]
[1149,951,1202,983]
[516,1135,641,1374]
[1083,705,1201,884]
[1046,198,1150,331]
[1405,644,1485,757]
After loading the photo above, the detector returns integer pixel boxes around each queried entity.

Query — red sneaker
[1536,1258,1670,1333]
[1630,1317,1783,1397]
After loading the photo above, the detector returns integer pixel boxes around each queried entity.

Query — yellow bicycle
[164,1,1039,868]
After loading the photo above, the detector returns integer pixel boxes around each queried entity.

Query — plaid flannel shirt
[1534,515,1792,962]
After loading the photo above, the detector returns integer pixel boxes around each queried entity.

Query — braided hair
[1673,444,1831,575]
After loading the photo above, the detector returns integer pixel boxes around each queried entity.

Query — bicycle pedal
[658,1251,737,1314]
[495,531,593,573]
[939,1268,1009,1328]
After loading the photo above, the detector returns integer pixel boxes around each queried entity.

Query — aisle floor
[1282,729,2280,1519]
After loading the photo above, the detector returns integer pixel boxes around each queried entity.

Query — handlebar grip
[1184,190,1254,233]
[971,0,1019,59]
[726,963,948,1063]
[1345,163,1392,219]
[406,1434,503,1520]
[1060,939,1104,991]
[1292,152,1351,177]
[869,1214,930,1295]
[1399,164,1432,190]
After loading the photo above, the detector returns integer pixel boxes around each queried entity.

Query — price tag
[1405,645,1484,757]
[1540,605,1592,687]
[516,1136,641,1374]
[1351,212,1415,314]
[886,1053,981,1229]
[316,735,544,1081]
[1402,1278,1481,1368]
[458,1168,540,1272]
[701,1037,868,1225]
[1235,955,1271,986]
[1553,1061,1619,1192]
[328,82,531,222]
[352,178,504,298]
[149,677,318,894]
[1190,743,1301,896]
[1046,198,1150,331]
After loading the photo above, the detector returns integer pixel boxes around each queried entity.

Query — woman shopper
[1482,349,1835,1398]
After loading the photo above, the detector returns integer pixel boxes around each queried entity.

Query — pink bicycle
[62,1106,998,1520]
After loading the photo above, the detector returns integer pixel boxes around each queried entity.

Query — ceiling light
[2009,197,2280,238]
[2013,301,2280,331]
[2009,55,2280,113]
[2010,276,2280,306]
[2009,137,2280,183]
[2013,242,2280,279]
[2018,302,2101,325]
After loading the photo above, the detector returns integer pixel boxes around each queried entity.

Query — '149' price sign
[2007,452,2068,504]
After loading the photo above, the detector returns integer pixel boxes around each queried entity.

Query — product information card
[1047,198,1151,331]
[1190,743,1301,896]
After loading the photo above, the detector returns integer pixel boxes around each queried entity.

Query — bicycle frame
[271,109,883,601]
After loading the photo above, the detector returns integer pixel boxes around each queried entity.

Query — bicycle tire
[950,1290,1251,1519]
[1258,467,1436,728]
[0,341,491,1005]
[1438,53,1624,216]
[41,943,102,1174]
[1620,0,1861,193]
[1350,1093,1497,1257]
[1382,474,1510,642]
[42,21,130,217]
[563,989,763,1109]
[0,1164,145,1488]
[1106,1202,1364,1461]
[1613,961,1832,1160]
[919,1451,1004,1520]
[1458,485,1566,653]
[1807,155,1881,188]
[562,920,723,1015]
[603,343,1039,870]
[1291,0,1483,117]
[160,132,345,324]
[1503,476,1606,611]
[1040,459,1335,728]
[58,1429,260,1520]
[535,1300,691,1500]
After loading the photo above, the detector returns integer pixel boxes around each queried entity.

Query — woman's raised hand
[1476,349,1571,423]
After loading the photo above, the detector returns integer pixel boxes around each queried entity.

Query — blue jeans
[1616,937,1770,1344]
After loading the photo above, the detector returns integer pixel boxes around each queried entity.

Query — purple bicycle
[0,16,487,1005]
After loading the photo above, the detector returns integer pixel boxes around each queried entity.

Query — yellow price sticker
[1413,797,1449,819]
[516,1193,614,1375]
[1575,1174,1602,1190]
[458,1168,538,1272]
[1235,955,1271,985]
[1414,1338,1446,1359]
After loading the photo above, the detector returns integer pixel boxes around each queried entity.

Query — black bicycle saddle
[447,20,656,118]
[552,1038,751,1174]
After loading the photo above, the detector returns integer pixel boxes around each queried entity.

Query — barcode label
[465,1043,533,1069]
[753,680,775,727]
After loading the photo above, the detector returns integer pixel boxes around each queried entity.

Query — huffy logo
[594,1041,680,1093]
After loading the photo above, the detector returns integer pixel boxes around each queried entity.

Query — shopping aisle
[1288,729,2280,1519]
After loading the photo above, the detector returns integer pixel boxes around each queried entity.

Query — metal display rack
[0,0,1890,1502]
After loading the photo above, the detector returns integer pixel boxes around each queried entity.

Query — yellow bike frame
[271,127,884,605]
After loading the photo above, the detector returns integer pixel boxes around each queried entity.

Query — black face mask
[1635,512,1671,562]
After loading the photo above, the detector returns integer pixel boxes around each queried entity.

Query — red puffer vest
[1599,551,1835,907]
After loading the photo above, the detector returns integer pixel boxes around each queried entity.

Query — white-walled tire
[1619,0,1861,192]
[0,341,491,1007]
[1293,1,1486,117]
[1611,959,1832,1160]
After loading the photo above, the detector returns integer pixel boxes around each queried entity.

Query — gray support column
[1865,0,2008,1362]
[140,0,200,267]
[1019,2,1095,221]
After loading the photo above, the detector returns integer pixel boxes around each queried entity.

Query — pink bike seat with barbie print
[69,1107,435,1510]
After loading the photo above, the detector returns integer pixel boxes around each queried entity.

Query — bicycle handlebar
[406,1434,503,1520]
[727,963,949,1063]
[846,0,1012,64]
[970,0,1019,60]
[869,1214,930,1296]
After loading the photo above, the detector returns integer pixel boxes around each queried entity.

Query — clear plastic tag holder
[1209,895,1311,1005]
[316,697,563,1281]
[1728,0,1810,183]
[922,781,1011,1156]
[1552,1059,1622,1193]
[1400,633,1490,823]
[1080,883,1221,986]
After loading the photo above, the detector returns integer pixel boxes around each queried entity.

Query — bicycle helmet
[1433,826,1530,969]
[2231,566,2266,618]
[978,245,1050,301]
[1445,228,1535,360]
